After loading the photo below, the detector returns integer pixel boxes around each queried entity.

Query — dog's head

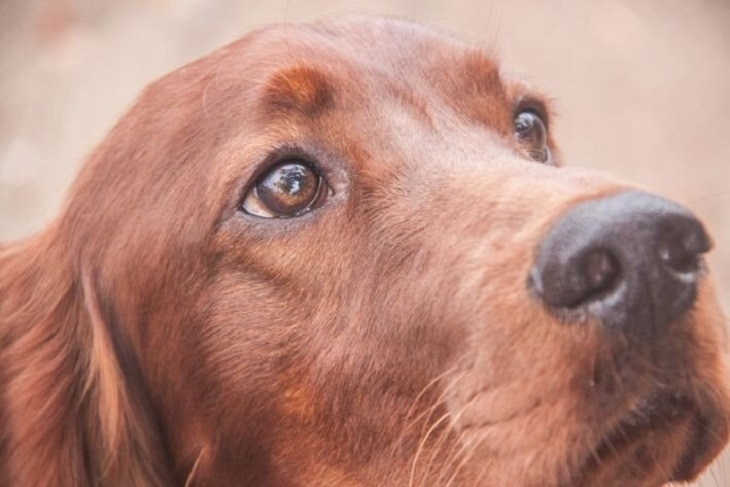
[3,16,729,487]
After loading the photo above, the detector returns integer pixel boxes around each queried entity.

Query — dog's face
[59,17,729,486]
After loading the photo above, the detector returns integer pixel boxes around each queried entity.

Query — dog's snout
[530,191,711,333]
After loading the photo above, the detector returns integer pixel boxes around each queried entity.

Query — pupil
[277,165,307,195]
[514,110,549,163]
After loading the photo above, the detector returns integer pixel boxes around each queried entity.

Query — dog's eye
[514,110,550,163]
[241,160,325,218]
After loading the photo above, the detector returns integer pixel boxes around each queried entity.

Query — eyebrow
[261,65,335,118]
[460,51,503,97]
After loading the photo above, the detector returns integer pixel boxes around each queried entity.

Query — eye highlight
[514,110,550,163]
[241,160,326,218]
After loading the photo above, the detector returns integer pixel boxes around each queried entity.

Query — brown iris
[242,160,324,218]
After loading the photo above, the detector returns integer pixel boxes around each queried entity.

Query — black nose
[530,191,711,333]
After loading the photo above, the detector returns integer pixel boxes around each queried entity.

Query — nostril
[658,240,699,274]
[581,249,620,300]
[533,248,621,309]
[657,221,711,275]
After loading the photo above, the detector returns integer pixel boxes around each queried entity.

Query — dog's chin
[567,393,727,487]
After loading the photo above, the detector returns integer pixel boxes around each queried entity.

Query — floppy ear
[0,236,172,486]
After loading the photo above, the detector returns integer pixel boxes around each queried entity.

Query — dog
[1,15,728,487]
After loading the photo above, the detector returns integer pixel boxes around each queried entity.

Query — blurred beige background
[1,0,729,484]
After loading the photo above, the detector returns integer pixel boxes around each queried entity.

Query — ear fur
[0,234,172,486]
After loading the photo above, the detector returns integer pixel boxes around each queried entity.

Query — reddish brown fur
[263,65,336,117]
[1,16,729,486]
